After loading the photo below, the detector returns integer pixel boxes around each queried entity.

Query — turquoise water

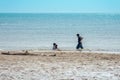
[0,13,120,51]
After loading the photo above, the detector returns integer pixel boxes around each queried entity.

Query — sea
[0,13,120,52]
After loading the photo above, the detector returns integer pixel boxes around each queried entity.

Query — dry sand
[0,50,120,80]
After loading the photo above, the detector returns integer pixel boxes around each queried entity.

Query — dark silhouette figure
[53,43,58,50]
[76,34,83,50]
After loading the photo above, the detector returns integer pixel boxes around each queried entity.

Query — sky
[0,0,120,13]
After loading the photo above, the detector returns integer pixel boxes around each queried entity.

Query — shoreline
[0,49,120,55]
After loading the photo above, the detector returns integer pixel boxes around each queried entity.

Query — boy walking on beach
[76,34,83,50]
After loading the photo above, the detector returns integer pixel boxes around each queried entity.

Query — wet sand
[0,50,120,80]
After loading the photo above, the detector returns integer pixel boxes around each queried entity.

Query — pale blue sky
[0,0,120,13]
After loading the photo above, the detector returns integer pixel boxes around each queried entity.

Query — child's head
[53,43,56,45]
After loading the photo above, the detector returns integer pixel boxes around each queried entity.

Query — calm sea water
[0,13,120,51]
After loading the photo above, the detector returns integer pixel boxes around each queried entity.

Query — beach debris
[1,50,29,55]
[1,51,10,55]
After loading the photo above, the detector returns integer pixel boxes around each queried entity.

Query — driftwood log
[1,50,29,55]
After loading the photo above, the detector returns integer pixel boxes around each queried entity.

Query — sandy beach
[0,50,120,80]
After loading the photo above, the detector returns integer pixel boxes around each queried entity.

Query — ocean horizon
[0,13,120,52]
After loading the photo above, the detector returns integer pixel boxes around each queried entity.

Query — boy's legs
[76,43,80,49]
[80,43,83,49]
